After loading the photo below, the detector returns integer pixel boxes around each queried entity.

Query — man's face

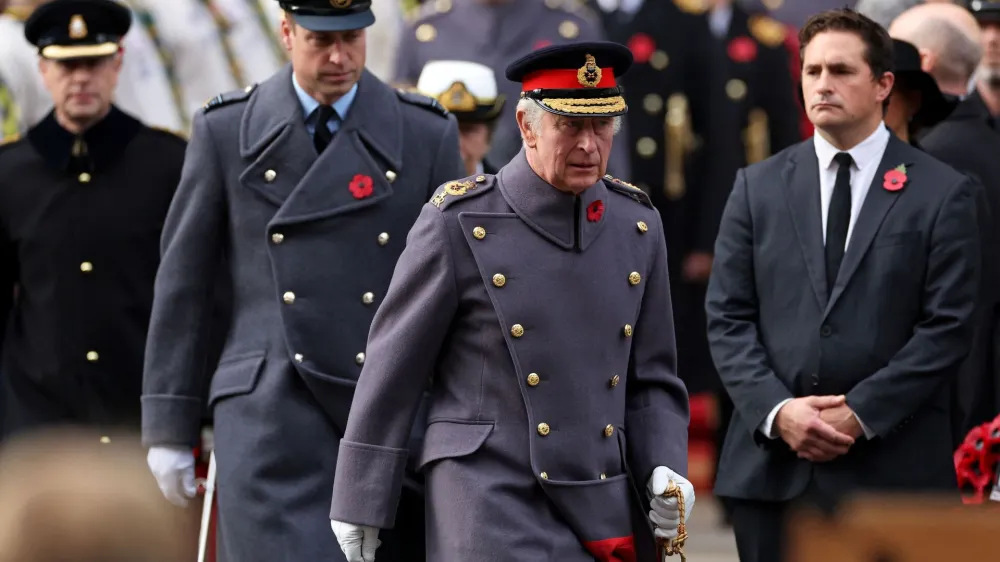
[518,109,615,194]
[282,18,365,103]
[978,21,1000,85]
[458,122,491,172]
[39,54,120,124]
[801,30,893,134]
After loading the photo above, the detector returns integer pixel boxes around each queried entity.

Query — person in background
[891,1,1000,441]
[140,0,463,561]
[0,0,54,131]
[415,59,504,175]
[969,0,1000,121]
[707,8,981,562]
[883,38,958,142]
[0,0,187,440]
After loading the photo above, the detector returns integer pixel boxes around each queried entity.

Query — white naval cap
[416,60,505,122]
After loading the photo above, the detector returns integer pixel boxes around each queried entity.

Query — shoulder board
[0,132,21,147]
[604,175,653,208]
[396,89,450,118]
[148,125,188,142]
[749,15,788,48]
[203,83,257,112]
[430,174,495,210]
[672,0,708,15]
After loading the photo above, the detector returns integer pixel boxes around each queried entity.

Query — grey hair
[516,97,623,145]
[907,17,983,85]
[855,0,924,29]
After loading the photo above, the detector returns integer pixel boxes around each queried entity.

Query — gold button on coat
[80,261,93,273]
[264,169,277,183]
[475,175,486,183]
[726,78,747,101]
[527,373,540,386]
[624,324,633,337]
[537,423,550,436]
[377,232,390,246]
[78,172,91,183]
[600,473,607,480]
[604,424,615,437]
[415,23,436,42]
[636,137,657,158]
[609,375,620,388]
[294,353,304,363]
[385,170,397,183]
[100,436,111,444]
[86,351,99,362]
[355,352,366,365]
[492,273,506,287]
[362,292,374,305]
[559,20,579,39]
[540,471,549,479]
[282,291,295,304]
[637,221,648,233]
[271,233,284,244]
[472,226,486,240]
[650,50,670,70]
[643,93,664,114]
[511,324,524,338]
[629,272,641,285]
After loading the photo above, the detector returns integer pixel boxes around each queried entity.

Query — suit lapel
[783,139,828,310]
[824,135,908,317]
[268,70,405,226]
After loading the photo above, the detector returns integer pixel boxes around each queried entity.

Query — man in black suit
[706,8,982,562]
[891,3,1000,437]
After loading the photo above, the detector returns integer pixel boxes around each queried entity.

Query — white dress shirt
[760,123,891,441]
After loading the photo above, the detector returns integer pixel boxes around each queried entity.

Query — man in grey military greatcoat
[140,1,463,561]
[330,42,695,562]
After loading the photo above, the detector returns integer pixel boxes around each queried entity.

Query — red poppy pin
[349,174,374,199]
[627,33,655,65]
[586,200,604,222]
[882,164,908,192]
[727,36,758,63]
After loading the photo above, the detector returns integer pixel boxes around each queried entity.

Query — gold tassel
[658,481,688,562]
[744,107,770,164]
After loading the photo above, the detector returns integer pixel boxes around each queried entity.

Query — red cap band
[521,68,617,91]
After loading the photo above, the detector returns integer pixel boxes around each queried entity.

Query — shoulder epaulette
[430,174,495,210]
[203,83,257,112]
[0,132,21,148]
[148,125,188,143]
[604,175,653,208]
[672,0,708,15]
[749,15,788,48]
[396,89,450,118]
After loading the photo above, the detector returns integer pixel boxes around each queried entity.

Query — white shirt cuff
[853,412,875,439]
[759,398,793,439]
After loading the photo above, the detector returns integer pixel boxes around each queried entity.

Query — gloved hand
[646,465,696,540]
[147,446,197,507]
[331,520,380,562]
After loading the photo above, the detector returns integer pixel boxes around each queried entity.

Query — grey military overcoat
[330,151,690,562]
[141,64,463,562]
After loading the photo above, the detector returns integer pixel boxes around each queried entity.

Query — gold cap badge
[68,14,88,39]
[577,54,602,88]
[438,81,476,113]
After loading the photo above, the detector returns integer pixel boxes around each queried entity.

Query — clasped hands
[775,395,863,462]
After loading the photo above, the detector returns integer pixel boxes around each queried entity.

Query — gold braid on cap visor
[539,95,626,114]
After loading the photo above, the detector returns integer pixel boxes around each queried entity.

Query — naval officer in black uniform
[0,0,186,440]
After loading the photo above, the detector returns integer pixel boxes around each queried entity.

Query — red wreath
[628,33,655,65]
[586,200,605,222]
[727,36,758,63]
[883,165,908,192]
[955,413,1000,504]
[349,174,374,199]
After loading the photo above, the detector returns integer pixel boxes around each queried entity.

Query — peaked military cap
[277,0,375,32]
[24,0,131,61]
[417,60,505,123]
[505,41,632,118]
[969,0,1000,21]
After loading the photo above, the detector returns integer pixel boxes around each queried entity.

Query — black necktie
[313,105,336,153]
[825,152,853,296]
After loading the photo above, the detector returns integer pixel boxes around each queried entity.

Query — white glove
[147,446,197,507]
[646,465,696,540]
[331,520,381,562]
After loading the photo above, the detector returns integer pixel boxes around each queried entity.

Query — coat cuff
[140,395,204,448]
[329,440,409,529]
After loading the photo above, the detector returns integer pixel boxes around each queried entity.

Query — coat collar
[497,149,608,251]
[27,105,141,174]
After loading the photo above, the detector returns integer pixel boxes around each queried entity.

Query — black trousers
[727,483,835,562]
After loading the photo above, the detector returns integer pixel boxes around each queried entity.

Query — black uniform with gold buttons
[0,0,187,437]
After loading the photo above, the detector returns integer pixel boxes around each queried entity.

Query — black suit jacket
[920,92,1000,438]
[706,133,981,502]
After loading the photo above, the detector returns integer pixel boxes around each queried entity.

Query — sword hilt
[657,481,687,562]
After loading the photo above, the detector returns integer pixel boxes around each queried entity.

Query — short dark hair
[799,8,894,80]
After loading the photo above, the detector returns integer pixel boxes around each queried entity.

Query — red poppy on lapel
[349,174,374,199]
[627,33,655,64]
[587,200,605,222]
[727,36,758,63]
[883,164,908,192]
[534,39,552,50]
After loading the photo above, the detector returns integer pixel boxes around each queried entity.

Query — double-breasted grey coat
[141,64,463,562]
[330,151,690,562]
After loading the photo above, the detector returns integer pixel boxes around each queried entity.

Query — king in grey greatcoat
[330,42,693,562]
[140,2,463,561]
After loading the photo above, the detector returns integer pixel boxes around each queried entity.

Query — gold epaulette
[604,174,654,208]
[430,174,494,209]
[749,15,788,48]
